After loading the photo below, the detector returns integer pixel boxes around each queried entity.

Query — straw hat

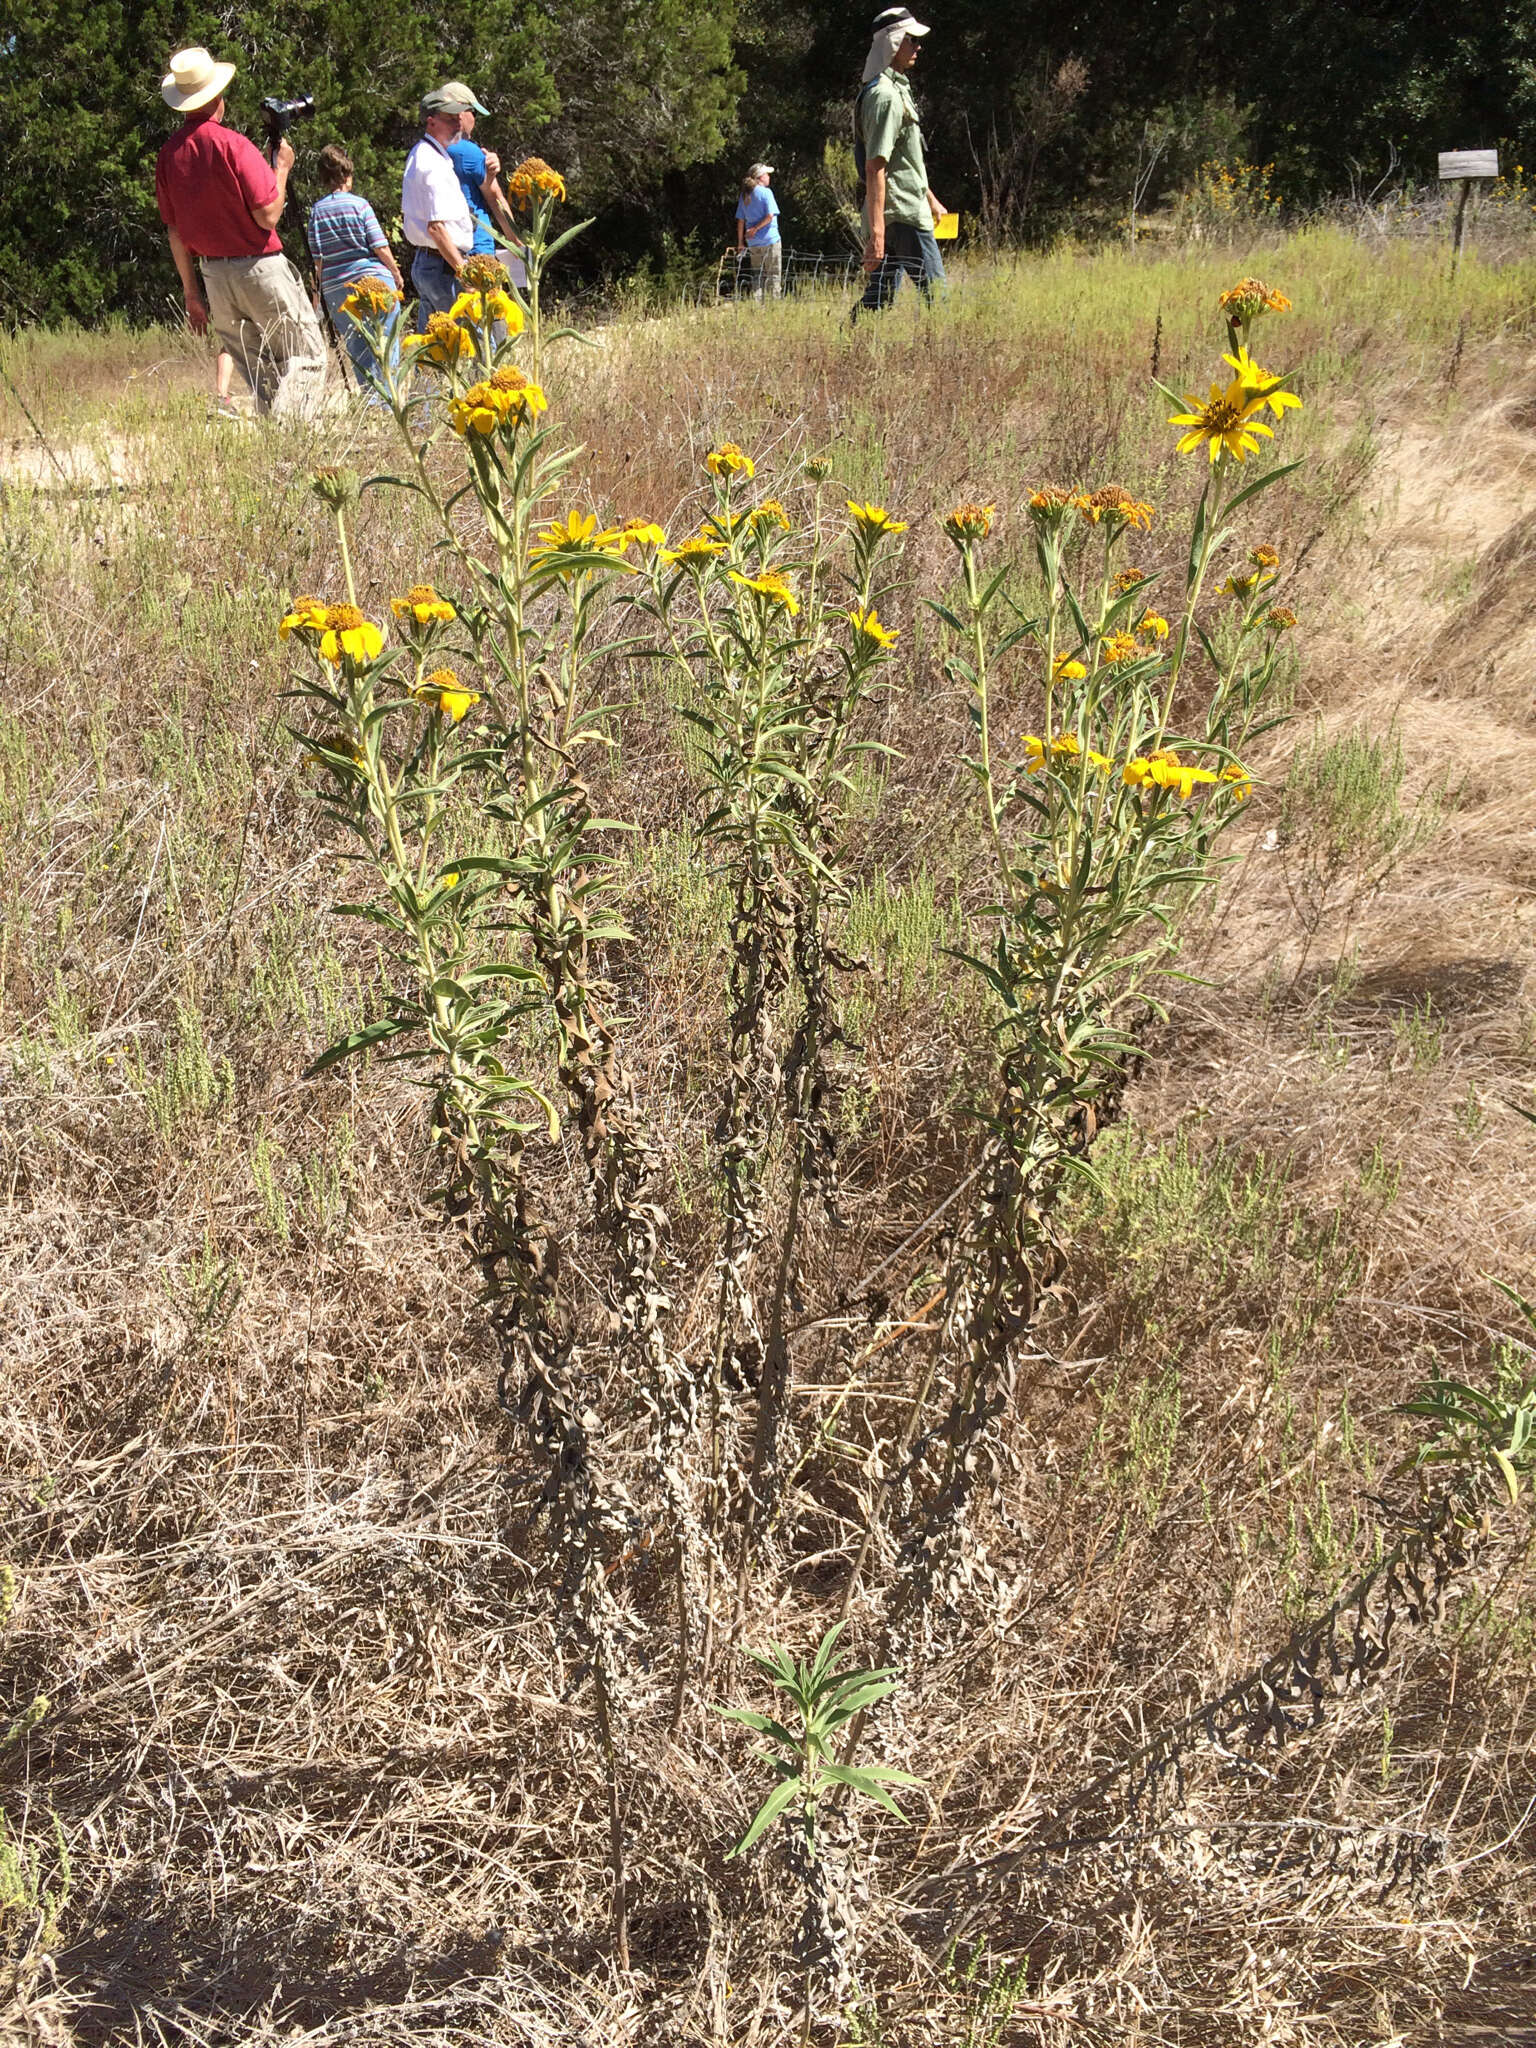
[162,47,236,113]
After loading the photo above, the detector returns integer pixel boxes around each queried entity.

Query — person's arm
[166,224,209,333]
[863,161,888,269]
[250,135,293,232]
[737,210,746,253]
[927,189,946,222]
[371,241,405,287]
[480,172,522,249]
[427,219,465,275]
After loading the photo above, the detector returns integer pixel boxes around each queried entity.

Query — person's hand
[483,150,501,176]
[862,236,885,273]
[930,197,946,223]
[273,135,295,176]
[184,289,210,336]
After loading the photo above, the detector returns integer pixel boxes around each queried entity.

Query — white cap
[872,7,930,35]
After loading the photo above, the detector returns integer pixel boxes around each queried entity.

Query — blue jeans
[322,266,400,397]
[855,221,947,316]
[411,246,463,326]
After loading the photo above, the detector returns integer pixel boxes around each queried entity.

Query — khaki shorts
[201,253,327,417]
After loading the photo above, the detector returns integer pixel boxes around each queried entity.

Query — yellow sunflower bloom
[603,519,667,551]
[1169,379,1275,463]
[415,667,480,723]
[1082,485,1155,532]
[1135,612,1170,641]
[402,311,475,368]
[317,604,385,666]
[1052,654,1088,682]
[448,287,525,335]
[1222,347,1302,421]
[660,535,729,564]
[391,583,456,626]
[507,156,566,207]
[849,606,899,649]
[705,442,755,479]
[340,278,401,320]
[942,501,996,543]
[846,500,909,536]
[1218,276,1291,325]
[1250,544,1280,569]
[535,509,601,551]
[1264,605,1297,631]
[728,568,799,615]
[1221,760,1253,802]
[1100,632,1140,665]
[749,500,792,531]
[279,595,329,640]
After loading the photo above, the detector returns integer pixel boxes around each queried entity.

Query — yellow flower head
[402,310,475,367]
[706,442,756,480]
[849,606,899,650]
[1100,631,1140,665]
[1022,732,1083,774]
[1128,746,1218,799]
[536,509,602,551]
[1218,276,1291,326]
[448,286,524,335]
[1082,485,1155,533]
[415,667,480,723]
[459,253,512,293]
[340,277,401,320]
[729,568,799,615]
[750,500,791,530]
[942,501,996,543]
[1250,544,1280,569]
[803,454,834,482]
[1221,760,1253,802]
[1222,348,1302,421]
[1052,654,1088,681]
[391,583,456,626]
[1135,611,1170,642]
[279,594,329,640]
[1026,485,1083,531]
[447,373,548,437]
[507,156,566,208]
[1264,605,1297,631]
[846,500,909,537]
[1113,566,1148,593]
[1169,379,1275,463]
[318,604,385,666]
[660,534,729,565]
[604,518,667,551]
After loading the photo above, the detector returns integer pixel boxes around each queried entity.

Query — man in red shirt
[156,47,326,417]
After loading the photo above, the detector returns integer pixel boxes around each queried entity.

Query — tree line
[2,0,1533,326]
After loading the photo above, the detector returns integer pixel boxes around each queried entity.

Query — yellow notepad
[933,211,959,241]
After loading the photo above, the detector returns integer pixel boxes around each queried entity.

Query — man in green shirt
[856,8,948,317]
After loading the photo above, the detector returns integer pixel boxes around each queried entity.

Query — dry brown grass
[2,230,1536,2045]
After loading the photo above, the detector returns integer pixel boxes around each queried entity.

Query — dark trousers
[855,220,947,317]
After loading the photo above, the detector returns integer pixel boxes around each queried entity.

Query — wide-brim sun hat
[162,46,236,113]
[421,80,491,117]
[871,8,930,34]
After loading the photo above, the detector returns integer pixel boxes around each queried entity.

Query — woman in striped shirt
[306,145,404,394]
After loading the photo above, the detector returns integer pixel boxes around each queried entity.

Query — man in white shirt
[402,85,478,325]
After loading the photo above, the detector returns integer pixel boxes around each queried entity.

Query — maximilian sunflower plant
[283,188,673,1973]
[883,284,1304,1653]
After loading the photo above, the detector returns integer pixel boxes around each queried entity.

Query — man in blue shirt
[439,82,527,287]
[735,163,781,301]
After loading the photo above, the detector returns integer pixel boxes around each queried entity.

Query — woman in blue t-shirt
[306,144,404,393]
[734,163,781,301]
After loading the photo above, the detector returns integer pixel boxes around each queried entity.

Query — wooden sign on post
[1438,150,1499,181]
[1439,149,1499,270]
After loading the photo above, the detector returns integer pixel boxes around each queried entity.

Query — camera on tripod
[260,93,315,148]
